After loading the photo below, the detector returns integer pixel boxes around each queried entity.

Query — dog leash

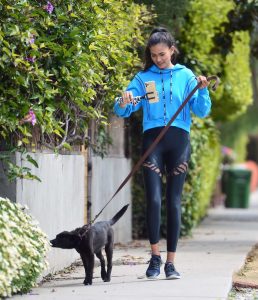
[88,75,220,228]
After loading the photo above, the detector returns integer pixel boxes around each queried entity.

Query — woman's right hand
[120,91,133,108]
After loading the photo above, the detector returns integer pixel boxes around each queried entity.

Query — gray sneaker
[164,262,181,279]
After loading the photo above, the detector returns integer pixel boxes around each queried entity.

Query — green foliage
[0,197,49,298]
[179,0,234,75]
[134,0,190,35]
[213,0,258,57]
[0,0,150,150]
[179,0,253,121]
[0,147,41,181]
[0,0,152,181]
[213,31,253,121]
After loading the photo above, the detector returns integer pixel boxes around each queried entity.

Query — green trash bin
[222,168,251,208]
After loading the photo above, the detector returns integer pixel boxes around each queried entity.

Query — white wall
[14,152,85,274]
[89,116,132,244]
[91,156,132,244]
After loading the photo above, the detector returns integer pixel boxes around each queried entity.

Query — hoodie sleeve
[113,75,145,118]
[188,76,211,118]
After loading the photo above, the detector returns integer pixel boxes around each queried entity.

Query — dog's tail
[109,204,129,226]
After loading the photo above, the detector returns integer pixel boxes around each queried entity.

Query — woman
[113,27,211,279]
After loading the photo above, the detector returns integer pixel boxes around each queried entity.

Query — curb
[233,281,258,289]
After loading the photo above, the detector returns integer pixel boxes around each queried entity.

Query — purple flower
[25,57,35,63]
[19,109,37,126]
[29,109,37,126]
[29,37,35,45]
[221,146,236,164]
[44,1,54,14]
[221,146,233,156]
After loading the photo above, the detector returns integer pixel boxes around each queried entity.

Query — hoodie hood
[149,63,186,74]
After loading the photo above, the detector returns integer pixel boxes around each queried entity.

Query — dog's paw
[83,279,92,285]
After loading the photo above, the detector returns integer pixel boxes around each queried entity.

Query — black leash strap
[90,75,220,226]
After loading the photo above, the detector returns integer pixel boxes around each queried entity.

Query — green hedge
[179,0,234,76]
[179,0,252,122]
[0,0,150,149]
[0,0,152,180]
[212,31,253,122]
[0,198,49,298]
[134,0,190,35]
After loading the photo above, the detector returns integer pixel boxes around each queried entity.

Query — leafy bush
[0,197,49,298]
[179,0,234,76]
[0,0,150,148]
[0,0,152,180]
[134,0,190,35]
[179,0,253,122]
[0,148,41,182]
[213,31,253,121]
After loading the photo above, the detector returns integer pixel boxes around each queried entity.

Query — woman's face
[150,43,174,69]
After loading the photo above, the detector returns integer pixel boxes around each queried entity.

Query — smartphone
[145,81,159,103]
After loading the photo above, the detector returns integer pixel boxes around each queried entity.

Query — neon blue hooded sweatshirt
[113,64,211,132]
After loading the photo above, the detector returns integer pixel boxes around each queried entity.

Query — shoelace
[148,257,161,269]
[165,263,175,272]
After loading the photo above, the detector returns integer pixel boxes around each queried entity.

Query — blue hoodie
[113,64,211,132]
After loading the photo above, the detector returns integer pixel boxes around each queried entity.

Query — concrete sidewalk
[13,190,258,300]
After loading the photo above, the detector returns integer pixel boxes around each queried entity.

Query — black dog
[50,204,129,285]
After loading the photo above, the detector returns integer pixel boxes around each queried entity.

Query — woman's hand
[120,91,133,108]
[197,75,210,89]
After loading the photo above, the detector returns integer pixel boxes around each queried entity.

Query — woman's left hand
[197,75,210,89]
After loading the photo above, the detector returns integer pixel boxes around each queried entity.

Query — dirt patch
[233,243,258,289]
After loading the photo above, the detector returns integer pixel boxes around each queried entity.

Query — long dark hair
[144,27,179,71]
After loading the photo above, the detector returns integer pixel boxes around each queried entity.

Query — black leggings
[142,126,191,252]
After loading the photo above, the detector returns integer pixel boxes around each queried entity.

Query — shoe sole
[146,274,160,280]
[166,275,181,280]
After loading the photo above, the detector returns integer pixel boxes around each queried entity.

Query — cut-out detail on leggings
[167,162,188,177]
[143,161,162,177]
